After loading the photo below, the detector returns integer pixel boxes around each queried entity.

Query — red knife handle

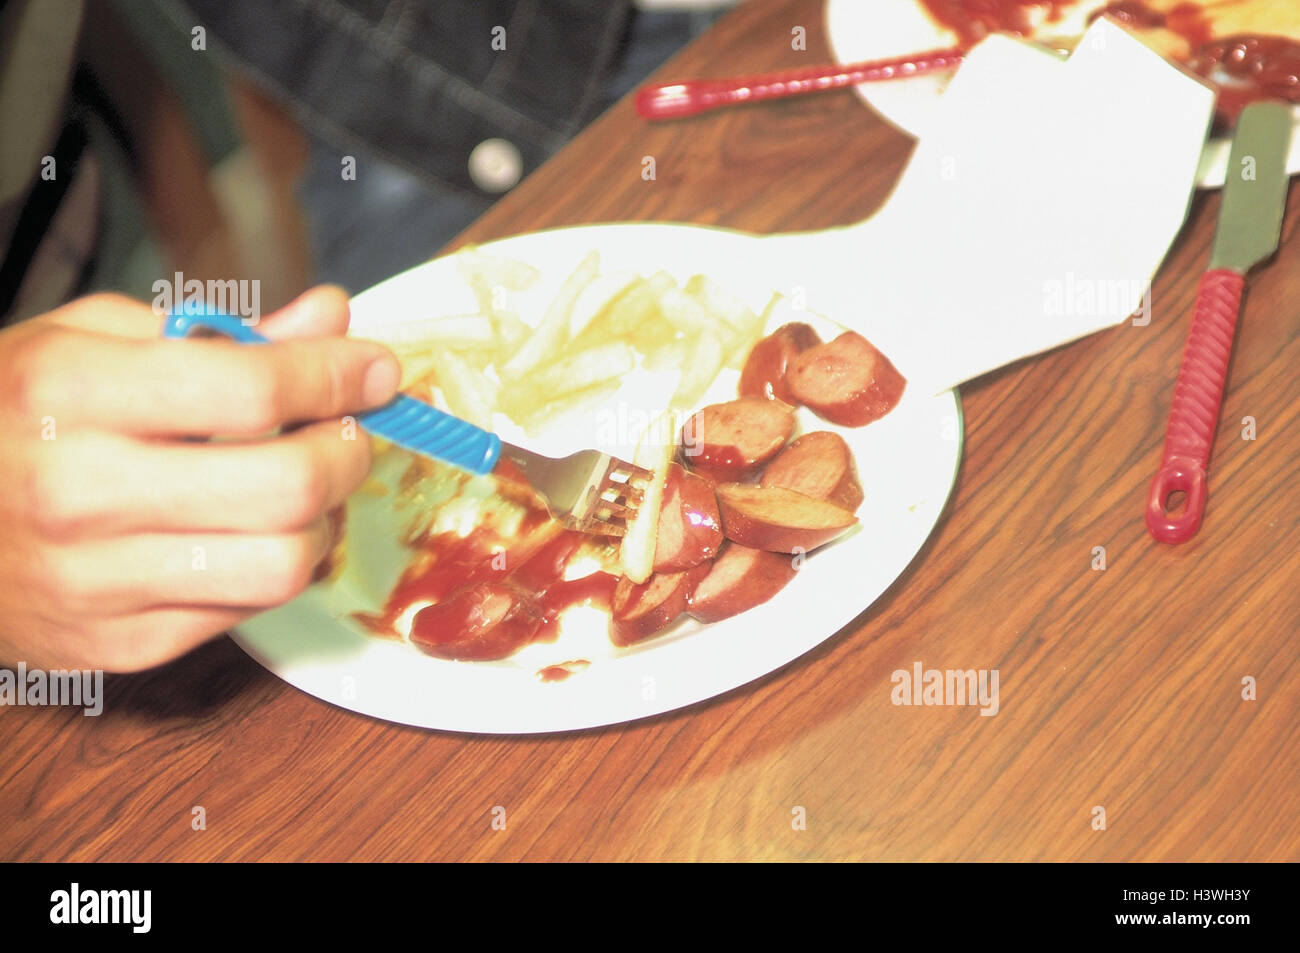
[634,49,964,120]
[1146,268,1244,544]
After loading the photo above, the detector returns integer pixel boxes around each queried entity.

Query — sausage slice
[410,584,543,661]
[715,483,858,553]
[760,431,864,512]
[786,331,906,427]
[680,397,796,483]
[610,570,693,646]
[739,322,821,405]
[653,464,724,573]
[686,544,797,623]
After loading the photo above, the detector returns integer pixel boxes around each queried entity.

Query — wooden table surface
[3,0,1297,862]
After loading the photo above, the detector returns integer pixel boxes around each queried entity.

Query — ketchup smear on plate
[354,462,618,662]
[917,0,1076,45]
[536,660,592,683]
[916,0,1300,120]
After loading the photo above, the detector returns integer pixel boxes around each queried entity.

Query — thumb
[257,285,353,340]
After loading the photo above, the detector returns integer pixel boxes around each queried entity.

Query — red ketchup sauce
[917,0,1078,46]
[536,659,592,683]
[353,466,618,662]
[1091,1,1211,47]
[1093,3,1300,119]
[1188,35,1300,121]
[919,1,1300,122]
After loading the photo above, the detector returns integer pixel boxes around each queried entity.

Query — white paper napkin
[775,18,1216,395]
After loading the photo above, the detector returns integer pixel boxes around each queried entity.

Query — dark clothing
[160,0,635,203]
[1,0,724,306]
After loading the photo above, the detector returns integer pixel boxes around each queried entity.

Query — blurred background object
[0,0,738,323]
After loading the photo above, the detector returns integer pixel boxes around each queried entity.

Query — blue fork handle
[163,308,502,475]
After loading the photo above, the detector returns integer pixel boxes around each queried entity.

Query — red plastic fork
[634,48,965,120]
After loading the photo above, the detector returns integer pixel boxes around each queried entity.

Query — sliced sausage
[653,464,724,573]
[686,544,797,623]
[410,583,544,661]
[680,397,796,483]
[508,530,585,593]
[715,483,858,553]
[786,331,906,427]
[760,431,864,512]
[739,322,822,405]
[610,570,692,646]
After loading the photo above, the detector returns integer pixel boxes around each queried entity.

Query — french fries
[573,271,674,349]
[386,246,767,437]
[514,380,621,436]
[427,347,497,430]
[456,248,541,306]
[526,341,636,399]
[355,314,494,355]
[397,349,441,392]
[568,271,639,339]
[498,341,635,421]
[671,327,725,409]
[684,274,764,369]
[658,284,716,335]
[499,250,600,381]
[684,274,758,334]
[618,410,677,584]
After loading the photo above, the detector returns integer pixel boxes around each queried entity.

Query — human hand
[0,286,399,671]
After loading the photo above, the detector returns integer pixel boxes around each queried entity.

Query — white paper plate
[823,0,1300,189]
[232,223,963,733]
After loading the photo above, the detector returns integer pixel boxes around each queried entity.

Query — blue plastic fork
[163,307,650,536]
[163,307,501,474]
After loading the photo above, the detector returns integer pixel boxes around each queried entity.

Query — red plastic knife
[1145,101,1292,544]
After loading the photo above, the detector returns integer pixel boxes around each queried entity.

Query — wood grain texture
[2,0,1297,862]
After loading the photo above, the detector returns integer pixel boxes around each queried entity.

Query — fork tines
[570,455,653,537]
